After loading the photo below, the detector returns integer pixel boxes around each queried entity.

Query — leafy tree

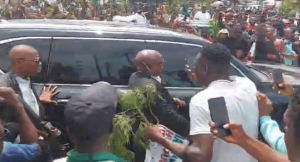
[279,0,300,17]
[165,0,181,14]
[109,84,162,161]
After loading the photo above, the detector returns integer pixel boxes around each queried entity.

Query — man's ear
[203,63,209,76]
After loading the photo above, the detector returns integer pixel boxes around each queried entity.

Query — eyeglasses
[17,57,40,63]
[0,128,10,140]
[159,58,164,65]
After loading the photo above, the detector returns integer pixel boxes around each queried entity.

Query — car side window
[0,38,51,83]
[229,65,244,77]
[145,41,201,87]
[48,38,145,85]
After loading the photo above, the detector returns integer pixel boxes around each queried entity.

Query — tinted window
[229,65,244,77]
[48,39,146,85]
[0,38,51,82]
[145,41,201,87]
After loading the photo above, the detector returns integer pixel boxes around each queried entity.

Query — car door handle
[57,99,69,103]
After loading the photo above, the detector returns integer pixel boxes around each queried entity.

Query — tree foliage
[109,84,162,161]
[279,0,299,17]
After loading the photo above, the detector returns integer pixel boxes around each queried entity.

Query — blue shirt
[0,142,39,162]
[260,116,287,154]
[284,43,295,66]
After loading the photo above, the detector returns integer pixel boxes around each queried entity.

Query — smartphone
[208,97,231,137]
[273,69,283,89]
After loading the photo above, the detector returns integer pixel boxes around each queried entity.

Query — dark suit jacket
[128,72,190,137]
[221,37,250,57]
[0,72,45,142]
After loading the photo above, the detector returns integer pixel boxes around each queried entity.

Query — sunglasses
[16,57,40,63]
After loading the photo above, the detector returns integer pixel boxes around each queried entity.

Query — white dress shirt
[151,76,162,83]
[16,77,40,116]
[133,13,147,24]
[194,11,211,24]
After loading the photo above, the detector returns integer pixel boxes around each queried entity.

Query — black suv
[0,19,288,129]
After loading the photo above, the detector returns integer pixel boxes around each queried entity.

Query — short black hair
[200,43,231,69]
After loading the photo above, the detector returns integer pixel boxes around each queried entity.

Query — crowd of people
[192,6,300,66]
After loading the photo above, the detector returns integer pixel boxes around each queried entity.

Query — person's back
[192,76,258,162]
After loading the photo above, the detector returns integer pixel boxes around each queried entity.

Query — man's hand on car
[272,76,295,97]
[256,92,273,117]
[173,98,186,108]
[210,122,247,145]
[0,87,22,108]
[39,85,60,104]
[185,65,196,80]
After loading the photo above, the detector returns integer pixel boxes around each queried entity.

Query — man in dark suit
[129,49,189,136]
[129,49,190,162]
[0,45,59,143]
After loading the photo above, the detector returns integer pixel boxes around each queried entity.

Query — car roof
[0,19,209,43]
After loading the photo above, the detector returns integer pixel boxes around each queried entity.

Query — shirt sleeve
[259,116,287,154]
[189,98,211,135]
[0,142,39,162]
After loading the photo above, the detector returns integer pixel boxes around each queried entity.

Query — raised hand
[272,75,295,97]
[39,85,60,104]
[0,87,20,107]
[256,92,273,117]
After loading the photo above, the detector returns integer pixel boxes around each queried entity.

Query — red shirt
[246,24,257,31]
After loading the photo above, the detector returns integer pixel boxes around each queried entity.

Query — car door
[46,37,146,126]
[0,37,52,88]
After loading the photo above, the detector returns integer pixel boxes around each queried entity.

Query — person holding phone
[209,89,300,162]
[0,87,41,162]
[147,43,258,162]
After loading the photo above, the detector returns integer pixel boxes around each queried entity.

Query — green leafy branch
[109,84,162,161]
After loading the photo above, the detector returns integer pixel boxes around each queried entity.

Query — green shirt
[66,150,127,162]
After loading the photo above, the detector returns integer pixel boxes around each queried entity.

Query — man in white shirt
[0,45,59,142]
[147,43,259,162]
[133,10,146,24]
[194,7,211,24]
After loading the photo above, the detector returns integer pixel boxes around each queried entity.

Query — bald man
[128,50,189,162]
[0,45,59,143]
[129,50,189,136]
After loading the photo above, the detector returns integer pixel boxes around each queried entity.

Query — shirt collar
[151,75,161,83]
[16,76,30,83]
[67,150,125,162]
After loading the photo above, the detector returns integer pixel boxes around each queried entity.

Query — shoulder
[129,72,157,88]
[232,76,257,94]
[190,88,214,109]
[0,73,11,87]
[2,142,39,161]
